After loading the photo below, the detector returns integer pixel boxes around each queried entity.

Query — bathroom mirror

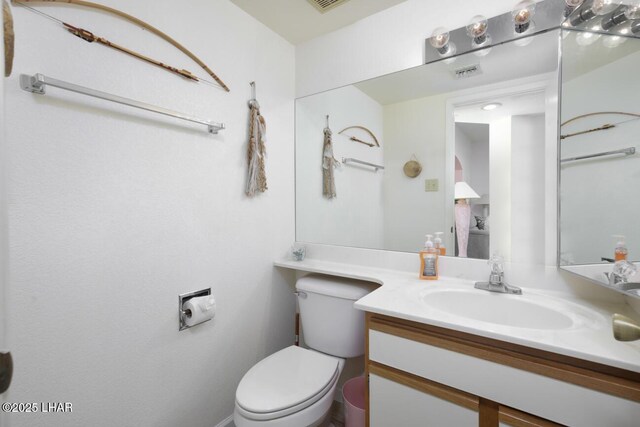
[295,29,559,262]
[559,23,640,296]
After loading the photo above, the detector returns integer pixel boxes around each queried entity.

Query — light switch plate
[425,179,439,192]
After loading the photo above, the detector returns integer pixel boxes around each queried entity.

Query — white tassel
[246,100,267,197]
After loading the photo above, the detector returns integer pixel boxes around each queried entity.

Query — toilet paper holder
[178,288,212,331]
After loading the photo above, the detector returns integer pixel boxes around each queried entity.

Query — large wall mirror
[559,17,640,296]
[296,28,559,262]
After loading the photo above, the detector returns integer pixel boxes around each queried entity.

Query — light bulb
[601,1,632,30]
[592,0,621,16]
[564,0,585,18]
[512,0,536,33]
[429,27,456,56]
[466,15,489,45]
[624,0,640,19]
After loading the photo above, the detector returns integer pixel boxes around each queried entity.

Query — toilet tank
[296,274,377,358]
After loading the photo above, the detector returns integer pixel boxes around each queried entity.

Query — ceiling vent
[307,0,352,13]
[452,64,483,79]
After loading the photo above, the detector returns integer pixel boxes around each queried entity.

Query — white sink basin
[420,288,602,331]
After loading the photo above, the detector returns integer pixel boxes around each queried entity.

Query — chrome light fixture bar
[569,0,622,26]
[424,0,567,64]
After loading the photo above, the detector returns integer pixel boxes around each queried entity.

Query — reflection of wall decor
[13,0,230,91]
[560,111,640,140]
[403,155,422,178]
[323,115,338,199]
[338,125,380,147]
[3,0,14,77]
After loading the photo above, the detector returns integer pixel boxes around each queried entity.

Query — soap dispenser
[420,235,439,280]
[434,232,446,256]
[614,235,628,261]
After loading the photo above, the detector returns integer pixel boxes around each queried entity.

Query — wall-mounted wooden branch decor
[12,0,230,91]
[338,125,380,147]
[560,111,640,140]
[3,0,14,76]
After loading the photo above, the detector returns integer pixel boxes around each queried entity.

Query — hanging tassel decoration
[246,82,267,197]
[322,116,338,199]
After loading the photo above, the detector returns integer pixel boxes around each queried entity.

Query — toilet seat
[235,346,341,422]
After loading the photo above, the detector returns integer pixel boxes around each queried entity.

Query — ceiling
[230,0,408,44]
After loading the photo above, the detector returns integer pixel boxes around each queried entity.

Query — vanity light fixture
[569,0,622,27]
[481,102,502,111]
[564,0,585,17]
[466,15,491,48]
[600,1,640,30]
[513,0,536,33]
[429,27,456,57]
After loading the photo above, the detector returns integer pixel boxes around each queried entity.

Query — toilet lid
[236,346,340,418]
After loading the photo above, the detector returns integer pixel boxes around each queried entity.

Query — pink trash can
[342,376,366,427]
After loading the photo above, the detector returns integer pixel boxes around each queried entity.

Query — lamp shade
[455,181,480,200]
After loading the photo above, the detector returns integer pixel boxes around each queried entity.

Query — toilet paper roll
[183,295,216,327]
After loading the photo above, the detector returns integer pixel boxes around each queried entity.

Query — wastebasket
[342,376,366,427]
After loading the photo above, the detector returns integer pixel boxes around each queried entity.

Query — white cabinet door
[369,373,477,427]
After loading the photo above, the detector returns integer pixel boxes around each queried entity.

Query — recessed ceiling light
[481,102,502,111]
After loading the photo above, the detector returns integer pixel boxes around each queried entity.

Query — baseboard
[331,398,345,425]
[214,414,234,427]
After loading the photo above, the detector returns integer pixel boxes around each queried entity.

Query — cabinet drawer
[369,329,640,427]
[370,373,478,427]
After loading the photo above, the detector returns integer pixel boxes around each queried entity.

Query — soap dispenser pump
[434,232,446,256]
[420,235,439,280]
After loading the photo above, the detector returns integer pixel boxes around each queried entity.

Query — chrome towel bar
[342,157,384,171]
[20,73,225,134]
[561,147,635,163]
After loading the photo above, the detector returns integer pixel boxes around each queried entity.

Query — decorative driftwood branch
[64,23,201,82]
[338,125,380,147]
[3,0,14,76]
[12,0,230,91]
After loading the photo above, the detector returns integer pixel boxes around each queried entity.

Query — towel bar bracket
[20,74,45,95]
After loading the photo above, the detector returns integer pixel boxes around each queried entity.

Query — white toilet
[234,274,376,427]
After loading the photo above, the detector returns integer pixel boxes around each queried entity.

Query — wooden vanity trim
[479,398,499,427]
[498,405,565,427]
[364,312,371,427]
[367,313,640,403]
[369,361,480,411]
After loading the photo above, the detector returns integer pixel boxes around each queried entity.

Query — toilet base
[234,380,338,427]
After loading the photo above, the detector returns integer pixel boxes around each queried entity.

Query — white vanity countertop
[275,258,640,373]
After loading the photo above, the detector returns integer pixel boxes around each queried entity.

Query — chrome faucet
[603,260,640,292]
[474,255,522,295]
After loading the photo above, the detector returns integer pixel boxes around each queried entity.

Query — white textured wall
[296,0,518,97]
[4,1,295,426]
[296,86,384,249]
[0,12,7,424]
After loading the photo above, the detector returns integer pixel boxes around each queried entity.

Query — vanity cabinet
[365,313,640,427]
